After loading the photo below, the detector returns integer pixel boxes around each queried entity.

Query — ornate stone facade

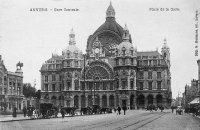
[40,2,172,109]
[0,55,23,111]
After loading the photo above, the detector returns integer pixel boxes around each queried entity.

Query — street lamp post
[93,82,96,105]
[83,54,86,98]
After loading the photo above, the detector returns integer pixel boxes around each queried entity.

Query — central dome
[93,18,124,38]
[87,2,133,55]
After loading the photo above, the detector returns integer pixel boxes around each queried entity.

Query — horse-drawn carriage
[61,107,77,116]
[40,103,58,118]
[80,105,101,115]
[100,108,112,114]
[146,104,158,112]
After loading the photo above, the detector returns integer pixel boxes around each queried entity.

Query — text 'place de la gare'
[40,2,172,110]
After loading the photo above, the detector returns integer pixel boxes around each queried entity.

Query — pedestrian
[60,107,65,118]
[23,106,27,117]
[122,106,127,115]
[12,106,17,117]
[171,106,174,113]
[117,106,121,115]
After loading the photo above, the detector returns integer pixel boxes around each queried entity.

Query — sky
[0,0,199,98]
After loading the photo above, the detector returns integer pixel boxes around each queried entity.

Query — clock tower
[91,37,105,60]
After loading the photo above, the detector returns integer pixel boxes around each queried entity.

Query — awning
[189,97,200,104]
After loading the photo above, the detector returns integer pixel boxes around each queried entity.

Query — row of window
[138,59,165,66]
[64,61,79,67]
[44,75,62,82]
[116,58,136,66]
[65,51,79,58]
[44,82,115,91]
[116,48,135,56]
[138,71,161,79]
[138,81,162,90]
[0,87,21,95]
[44,81,161,91]
[137,56,158,59]
[46,64,60,70]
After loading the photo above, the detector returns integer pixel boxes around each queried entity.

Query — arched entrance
[156,94,163,107]
[88,95,92,107]
[58,95,64,107]
[81,95,86,108]
[137,94,145,109]
[74,95,79,108]
[95,95,100,105]
[147,95,153,105]
[102,95,107,108]
[109,95,114,108]
[130,95,134,109]
[51,95,57,105]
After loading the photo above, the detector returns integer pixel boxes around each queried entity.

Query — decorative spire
[164,38,167,45]
[106,1,115,18]
[162,38,169,49]
[69,28,76,45]
[122,24,129,42]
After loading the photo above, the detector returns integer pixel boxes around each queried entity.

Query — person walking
[171,106,174,113]
[23,106,27,117]
[60,107,65,118]
[117,106,121,115]
[122,106,127,115]
[12,106,17,117]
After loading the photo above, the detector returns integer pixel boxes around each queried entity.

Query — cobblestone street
[1,110,200,130]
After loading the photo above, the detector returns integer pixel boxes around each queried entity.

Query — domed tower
[86,2,132,57]
[114,25,137,108]
[62,28,83,93]
[161,38,170,67]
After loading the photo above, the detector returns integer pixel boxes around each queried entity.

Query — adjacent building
[0,55,23,111]
[40,3,172,109]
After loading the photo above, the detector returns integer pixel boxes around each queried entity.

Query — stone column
[153,97,156,106]
[127,97,130,109]
[99,94,102,107]
[71,77,74,90]
[85,95,88,107]
[71,97,74,107]
[107,94,109,107]
[145,95,148,108]
[127,72,130,89]
[134,71,137,90]
[78,95,81,109]
[133,97,137,109]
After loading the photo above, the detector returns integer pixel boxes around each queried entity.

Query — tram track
[113,112,167,130]
[67,112,151,130]
[68,112,167,130]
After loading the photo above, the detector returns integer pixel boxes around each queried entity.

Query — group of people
[114,106,128,115]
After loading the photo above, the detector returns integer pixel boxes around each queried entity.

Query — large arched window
[102,95,107,108]
[74,80,79,90]
[74,95,79,108]
[109,95,114,107]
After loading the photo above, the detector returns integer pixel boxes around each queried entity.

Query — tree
[35,90,41,99]
[23,83,36,98]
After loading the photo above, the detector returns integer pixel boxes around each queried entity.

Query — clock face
[95,48,99,53]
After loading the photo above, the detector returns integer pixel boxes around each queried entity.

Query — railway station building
[40,3,172,109]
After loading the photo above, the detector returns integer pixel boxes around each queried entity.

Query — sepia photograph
[0,0,200,129]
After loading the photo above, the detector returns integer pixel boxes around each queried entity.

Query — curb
[0,112,114,122]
